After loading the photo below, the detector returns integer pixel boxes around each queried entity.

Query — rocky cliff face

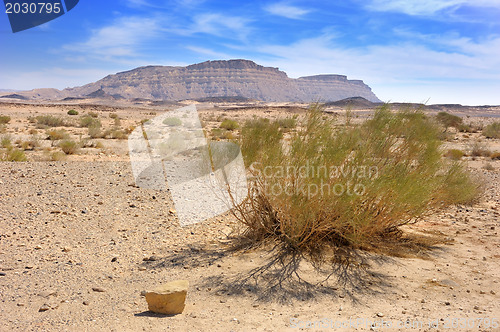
[47,60,381,102]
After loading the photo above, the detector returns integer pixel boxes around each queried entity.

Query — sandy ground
[0,101,499,331]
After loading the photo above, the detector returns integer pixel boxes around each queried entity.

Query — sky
[1,0,500,105]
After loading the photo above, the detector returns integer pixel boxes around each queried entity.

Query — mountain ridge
[1,59,381,102]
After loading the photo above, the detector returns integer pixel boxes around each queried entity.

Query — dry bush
[220,119,239,131]
[1,135,12,148]
[35,115,66,128]
[470,141,491,157]
[1,148,27,162]
[0,115,11,124]
[59,139,78,155]
[483,122,500,139]
[232,104,479,256]
[445,149,465,160]
[436,112,462,129]
[46,129,69,140]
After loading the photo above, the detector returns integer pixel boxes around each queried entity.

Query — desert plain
[0,99,499,331]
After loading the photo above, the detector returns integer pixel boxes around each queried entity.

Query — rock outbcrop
[2,60,380,102]
[64,60,380,102]
[145,280,189,315]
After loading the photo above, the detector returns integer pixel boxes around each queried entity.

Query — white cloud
[252,32,500,104]
[63,16,162,59]
[188,13,252,40]
[364,0,500,16]
[264,2,312,19]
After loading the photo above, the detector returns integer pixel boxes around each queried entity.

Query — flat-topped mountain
[3,59,381,102]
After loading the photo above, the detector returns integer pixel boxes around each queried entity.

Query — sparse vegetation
[445,149,465,160]
[1,148,27,162]
[1,136,12,148]
[109,113,119,119]
[482,122,500,139]
[35,115,65,128]
[67,109,79,116]
[80,116,101,128]
[162,117,183,127]
[49,151,66,161]
[483,162,495,171]
[0,115,11,124]
[233,104,478,256]
[46,129,69,140]
[88,111,99,118]
[436,111,462,130]
[59,139,78,155]
[276,116,297,130]
[220,119,239,131]
[470,141,491,157]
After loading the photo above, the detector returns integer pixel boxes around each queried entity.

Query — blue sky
[1,0,499,105]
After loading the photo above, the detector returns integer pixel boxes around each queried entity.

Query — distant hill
[0,59,381,103]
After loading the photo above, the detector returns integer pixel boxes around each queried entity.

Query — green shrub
[445,149,465,160]
[436,112,462,129]
[220,119,239,131]
[233,104,478,254]
[1,136,12,148]
[482,122,500,139]
[470,141,491,157]
[0,115,11,124]
[88,112,99,118]
[88,125,103,139]
[1,148,27,162]
[276,117,297,130]
[67,109,79,116]
[162,117,183,127]
[80,116,101,128]
[46,129,69,140]
[49,151,66,161]
[59,139,78,155]
[35,115,65,127]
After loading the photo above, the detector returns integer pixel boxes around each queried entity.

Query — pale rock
[145,280,189,315]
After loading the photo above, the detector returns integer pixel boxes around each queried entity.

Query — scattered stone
[479,290,486,294]
[138,266,146,271]
[39,304,50,312]
[0,272,6,276]
[83,301,89,306]
[169,208,176,215]
[376,313,384,317]
[62,247,71,252]
[421,299,426,303]
[145,280,189,315]
[491,290,496,295]
[17,303,25,307]
[474,305,480,310]
[140,290,147,297]
[444,301,451,306]
[111,257,118,262]
[92,287,106,293]
[39,290,57,298]
[34,245,42,250]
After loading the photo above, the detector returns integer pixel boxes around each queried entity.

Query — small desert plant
[108,129,127,139]
[80,116,101,128]
[445,149,465,160]
[0,115,11,124]
[109,113,119,119]
[232,104,478,255]
[483,162,495,171]
[470,141,491,157]
[276,116,298,130]
[49,151,66,161]
[88,125,103,139]
[59,139,78,155]
[46,129,69,140]
[458,123,476,133]
[162,117,183,127]
[220,119,239,131]
[1,148,27,162]
[67,109,79,116]
[1,136,12,148]
[88,111,99,118]
[35,115,65,127]
[482,122,500,139]
[436,112,462,129]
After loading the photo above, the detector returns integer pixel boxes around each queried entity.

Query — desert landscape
[0,94,499,331]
